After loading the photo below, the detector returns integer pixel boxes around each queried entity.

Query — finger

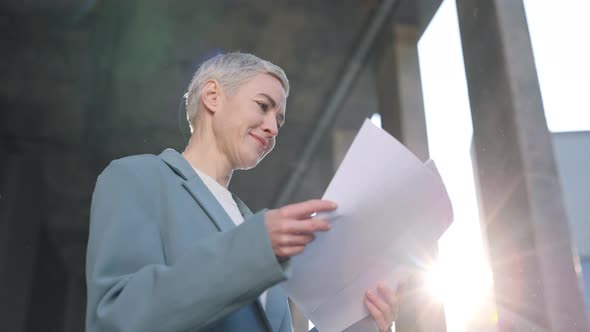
[365,297,389,332]
[366,289,393,325]
[280,199,337,219]
[284,218,331,234]
[377,283,398,308]
[278,234,315,246]
[276,245,305,258]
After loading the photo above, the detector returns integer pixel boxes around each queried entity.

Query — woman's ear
[200,79,222,113]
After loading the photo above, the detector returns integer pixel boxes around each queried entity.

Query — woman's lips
[249,133,267,149]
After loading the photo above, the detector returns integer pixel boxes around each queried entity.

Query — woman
[86,52,398,332]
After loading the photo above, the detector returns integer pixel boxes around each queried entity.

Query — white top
[193,168,245,226]
[193,167,268,308]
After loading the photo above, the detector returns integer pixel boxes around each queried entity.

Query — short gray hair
[185,52,290,132]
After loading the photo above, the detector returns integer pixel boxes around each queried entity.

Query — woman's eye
[256,101,269,111]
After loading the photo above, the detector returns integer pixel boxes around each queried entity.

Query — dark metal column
[456,0,589,330]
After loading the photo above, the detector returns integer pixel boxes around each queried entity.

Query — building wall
[552,131,590,316]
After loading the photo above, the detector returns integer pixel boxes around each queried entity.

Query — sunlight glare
[418,0,496,331]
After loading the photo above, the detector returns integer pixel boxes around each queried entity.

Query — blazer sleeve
[86,160,289,332]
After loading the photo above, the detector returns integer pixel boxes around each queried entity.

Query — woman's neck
[182,132,233,188]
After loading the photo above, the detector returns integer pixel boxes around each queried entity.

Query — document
[280,119,454,332]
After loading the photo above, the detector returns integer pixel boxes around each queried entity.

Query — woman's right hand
[264,199,337,259]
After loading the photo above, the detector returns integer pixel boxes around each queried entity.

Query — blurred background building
[0,0,588,331]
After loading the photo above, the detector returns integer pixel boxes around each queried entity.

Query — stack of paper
[281,119,454,332]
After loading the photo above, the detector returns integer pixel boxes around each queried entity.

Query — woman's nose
[263,114,279,136]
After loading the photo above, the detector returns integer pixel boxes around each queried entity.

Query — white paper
[281,119,454,332]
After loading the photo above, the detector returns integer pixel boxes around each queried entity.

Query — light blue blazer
[86,149,294,332]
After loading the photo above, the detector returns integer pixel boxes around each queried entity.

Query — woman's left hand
[364,282,400,332]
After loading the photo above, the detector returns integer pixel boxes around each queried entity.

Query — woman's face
[213,73,287,170]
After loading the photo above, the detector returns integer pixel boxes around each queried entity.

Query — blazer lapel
[233,194,254,219]
[160,149,276,332]
[159,149,235,232]
[263,286,289,332]
[234,194,280,331]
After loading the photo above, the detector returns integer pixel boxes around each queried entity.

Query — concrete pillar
[63,277,87,332]
[376,24,429,162]
[0,151,44,332]
[375,23,447,332]
[456,0,589,330]
[25,229,68,332]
